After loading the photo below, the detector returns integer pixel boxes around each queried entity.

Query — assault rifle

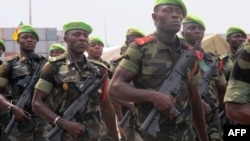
[199,60,218,101]
[4,59,46,135]
[119,110,132,130]
[139,47,199,137]
[46,74,107,141]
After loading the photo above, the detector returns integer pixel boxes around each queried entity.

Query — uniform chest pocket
[142,59,173,76]
[54,65,80,83]
[10,64,29,79]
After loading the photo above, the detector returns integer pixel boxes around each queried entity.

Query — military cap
[154,0,187,17]
[50,43,65,51]
[183,14,205,30]
[0,40,5,52]
[226,26,247,37]
[88,36,104,46]
[18,25,39,41]
[63,21,92,34]
[126,27,145,37]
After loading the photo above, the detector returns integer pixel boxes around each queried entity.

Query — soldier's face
[50,49,65,57]
[227,32,246,50]
[86,42,104,60]
[17,33,37,52]
[0,46,3,57]
[64,30,89,54]
[182,23,205,46]
[152,4,183,34]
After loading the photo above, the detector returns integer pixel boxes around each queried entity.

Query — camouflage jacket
[35,53,108,117]
[224,43,250,104]
[119,32,201,126]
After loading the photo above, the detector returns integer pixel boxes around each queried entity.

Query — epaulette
[90,60,109,70]
[134,35,155,46]
[48,54,67,62]
[6,54,18,62]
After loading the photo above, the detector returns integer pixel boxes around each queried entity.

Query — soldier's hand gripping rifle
[139,46,200,137]
[4,60,46,135]
[46,74,107,141]
[199,60,218,101]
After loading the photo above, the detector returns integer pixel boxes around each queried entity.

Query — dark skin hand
[225,103,250,124]
[109,66,176,119]
[32,89,85,137]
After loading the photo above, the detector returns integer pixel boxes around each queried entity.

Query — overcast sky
[0,0,249,46]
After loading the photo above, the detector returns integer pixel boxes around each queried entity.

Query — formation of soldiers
[0,0,249,141]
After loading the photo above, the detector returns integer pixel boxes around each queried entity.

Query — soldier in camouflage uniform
[32,21,119,141]
[86,36,110,69]
[0,40,15,141]
[49,43,65,57]
[110,27,145,73]
[109,28,145,141]
[224,42,250,124]
[221,26,247,81]
[0,25,47,141]
[109,0,209,141]
[181,14,227,141]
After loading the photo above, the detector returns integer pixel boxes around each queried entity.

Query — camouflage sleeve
[35,62,55,95]
[224,80,250,103]
[119,43,142,74]
[224,44,250,103]
[0,61,10,87]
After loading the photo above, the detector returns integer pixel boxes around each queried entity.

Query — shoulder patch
[134,35,155,46]
[48,54,67,62]
[90,60,109,70]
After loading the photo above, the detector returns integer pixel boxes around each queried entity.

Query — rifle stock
[4,60,46,135]
[46,74,106,141]
[139,49,198,137]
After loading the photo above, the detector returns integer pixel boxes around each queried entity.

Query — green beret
[0,39,6,52]
[154,0,187,17]
[63,21,92,34]
[226,26,247,37]
[126,27,145,37]
[50,43,65,51]
[18,25,39,41]
[183,14,205,30]
[88,36,104,46]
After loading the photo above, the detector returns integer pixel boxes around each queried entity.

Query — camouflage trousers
[205,110,221,141]
[140,122,195,141]
[45,119,112,141]
[0,113,16,141]
[15,114,47,141]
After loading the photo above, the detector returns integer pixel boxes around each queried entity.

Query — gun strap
[99,69,108,106]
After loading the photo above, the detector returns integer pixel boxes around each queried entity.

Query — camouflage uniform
[224,42,250,108]
[221,51,235,81]
[119,32,201,141]
[200,52,226,141]
[35,53,112,141]
[0,54,47,141]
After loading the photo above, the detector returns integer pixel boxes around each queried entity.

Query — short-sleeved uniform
[224,43,250,104]
[35,53,111,141]
[119,32,201,141]
[0,54,47,141]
